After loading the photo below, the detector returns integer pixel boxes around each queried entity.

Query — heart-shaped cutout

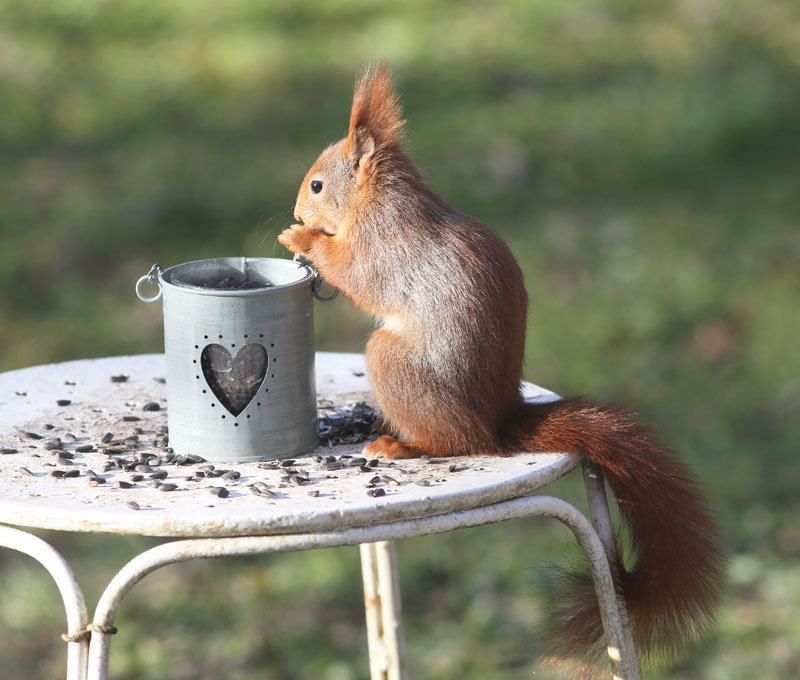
[200,343,268,416]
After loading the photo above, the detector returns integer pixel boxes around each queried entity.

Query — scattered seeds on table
[209,486,229,498]
[63,469,80,478]
[51,470,66,478]
[122,416,140,422]
[117,481,133,489]
[150,470,168,480]
[43,438,63,450]
[75,444,94,453]
[21,431,44,440]
[56,399,72,406]
[142,402,160,412]
[367,488,386,497]
[126,501,140,510]
[101,432,114,444]
[280,459,296,467]
[130,474,144,482]
[307,490,320,497]
[158,483,178,492]
[110,374,129,383]
[249,484,277,498]
[0,448,18,455]
[43,424,56,430]
[415,480,431,487]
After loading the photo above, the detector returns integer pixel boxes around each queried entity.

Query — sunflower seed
[75,444,94,453]
[56,399,72,406]
[126,501,140,510]
[366,488,386,497]
[209,486,229,498]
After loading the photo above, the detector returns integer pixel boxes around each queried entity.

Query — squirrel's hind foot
[364,435,440,460]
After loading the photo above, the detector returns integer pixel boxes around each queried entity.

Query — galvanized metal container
[136,257,333,462]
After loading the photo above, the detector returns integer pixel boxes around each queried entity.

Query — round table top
[0,352,576,538]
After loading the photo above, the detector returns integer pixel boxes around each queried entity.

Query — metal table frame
[0,459,639,680]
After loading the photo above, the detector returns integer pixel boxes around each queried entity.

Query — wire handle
[135,263,163,303]
[293,255,338,303]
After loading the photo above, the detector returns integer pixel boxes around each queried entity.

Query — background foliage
[1,0,798,677]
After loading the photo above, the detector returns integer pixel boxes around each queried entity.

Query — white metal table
[0,352,639,679]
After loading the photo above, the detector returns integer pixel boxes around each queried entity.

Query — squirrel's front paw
[278,224,318,257]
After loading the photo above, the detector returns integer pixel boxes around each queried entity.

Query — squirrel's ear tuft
[345,65,405,158]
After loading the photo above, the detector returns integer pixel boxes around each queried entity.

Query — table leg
[582,459,640,680]
[0,524,89,680]
[360,541,407,680]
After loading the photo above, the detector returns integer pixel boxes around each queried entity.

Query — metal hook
[135,264,163,303]
[294,256,338,303]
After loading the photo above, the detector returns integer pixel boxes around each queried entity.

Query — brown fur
[279,67,725,671]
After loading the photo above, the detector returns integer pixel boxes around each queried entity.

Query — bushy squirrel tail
[509,398,725,668]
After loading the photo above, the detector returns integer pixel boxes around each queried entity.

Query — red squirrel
[279,67,724,669]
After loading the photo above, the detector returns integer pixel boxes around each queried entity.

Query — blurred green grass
[0,0,799,678]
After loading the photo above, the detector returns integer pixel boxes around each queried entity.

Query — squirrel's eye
[310,180,323,194]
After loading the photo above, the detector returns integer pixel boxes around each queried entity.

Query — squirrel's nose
[293,207,303,224]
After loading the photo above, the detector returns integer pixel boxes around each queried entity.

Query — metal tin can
[136,257,333,462]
